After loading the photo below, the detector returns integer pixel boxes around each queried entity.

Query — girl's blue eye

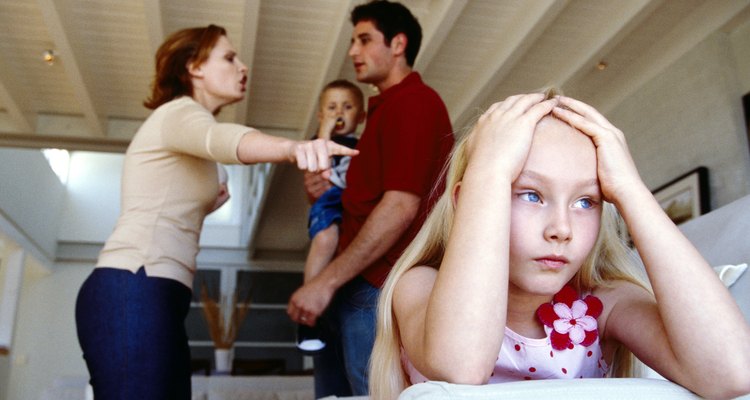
[574,198,594,209]
[520,192,540,203]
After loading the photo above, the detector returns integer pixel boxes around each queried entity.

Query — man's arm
[287,190,420,324]
[322,189,419,287]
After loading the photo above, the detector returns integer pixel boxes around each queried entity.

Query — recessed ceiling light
[42,49,56,65]
[596,61,608,71]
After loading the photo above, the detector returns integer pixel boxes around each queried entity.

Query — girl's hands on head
[292,138,359,179]
[552,96,644,204]
[466,93,557,182]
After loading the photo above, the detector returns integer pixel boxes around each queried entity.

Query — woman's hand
[552,96,644,204]
[208,182,230,214]
[291,138,358,179]
[466,93,557,182]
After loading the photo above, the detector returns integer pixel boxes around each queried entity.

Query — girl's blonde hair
[368,98,651,400]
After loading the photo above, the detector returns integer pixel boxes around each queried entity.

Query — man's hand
[287,275,335,327]
[303,171,333,204]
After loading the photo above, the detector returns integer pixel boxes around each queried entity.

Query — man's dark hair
[351,0,422,67]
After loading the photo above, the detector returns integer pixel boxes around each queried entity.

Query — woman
[75,24,357,399]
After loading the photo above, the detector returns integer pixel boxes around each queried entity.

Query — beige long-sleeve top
[97,96,252,289]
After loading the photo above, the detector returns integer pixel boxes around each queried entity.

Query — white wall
[4,262,91,400]
[0,148,65,260]
[610,31,750,209]
[57,152,123,243]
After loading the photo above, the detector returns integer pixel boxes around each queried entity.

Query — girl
[369,92,750,400]
[75,24,356,399]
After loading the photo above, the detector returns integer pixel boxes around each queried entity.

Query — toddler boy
[297,79,365,354]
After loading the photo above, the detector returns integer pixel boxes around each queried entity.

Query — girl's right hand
[466,93,557,182]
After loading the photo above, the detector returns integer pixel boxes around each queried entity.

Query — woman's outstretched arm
[236,130,358,175]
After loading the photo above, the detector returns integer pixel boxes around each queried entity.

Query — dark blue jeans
[75,267,192,400]
[313,276,379,398]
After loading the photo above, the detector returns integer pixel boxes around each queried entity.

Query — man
[287,1,454,396]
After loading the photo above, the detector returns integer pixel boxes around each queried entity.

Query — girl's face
[508,117,602,299]
[191,35,248,107]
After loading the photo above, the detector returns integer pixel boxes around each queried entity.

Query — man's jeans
[313,276,379,398]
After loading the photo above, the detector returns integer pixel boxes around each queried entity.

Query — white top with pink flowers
[402,325,609,385]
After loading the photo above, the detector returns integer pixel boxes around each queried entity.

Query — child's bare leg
[304,224,339,283]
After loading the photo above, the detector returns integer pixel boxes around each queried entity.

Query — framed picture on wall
[652,166,710,225]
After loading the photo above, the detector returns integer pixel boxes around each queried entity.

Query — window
[41,148,70,184]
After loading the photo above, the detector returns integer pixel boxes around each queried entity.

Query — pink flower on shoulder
[536,285,603,351]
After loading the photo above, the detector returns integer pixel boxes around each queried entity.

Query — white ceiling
[1,0,749,263]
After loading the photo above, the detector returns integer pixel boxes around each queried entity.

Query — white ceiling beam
[450,0,568,126]
[595,0,750,114]
[299,0,358,140]
[0,131,129,153]
[0,76,34,134]
[37,0,105,137]
[413,0,468,73]
[234,0,261,125]
[553,0,662,91]
[142,0,165,56]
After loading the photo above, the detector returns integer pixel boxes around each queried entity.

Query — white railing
[241,162,275,248]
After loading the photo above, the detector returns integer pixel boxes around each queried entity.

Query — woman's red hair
[143,24,226,109]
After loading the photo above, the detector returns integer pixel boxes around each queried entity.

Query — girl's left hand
[292,138,359,179]
[552,96,644,204]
